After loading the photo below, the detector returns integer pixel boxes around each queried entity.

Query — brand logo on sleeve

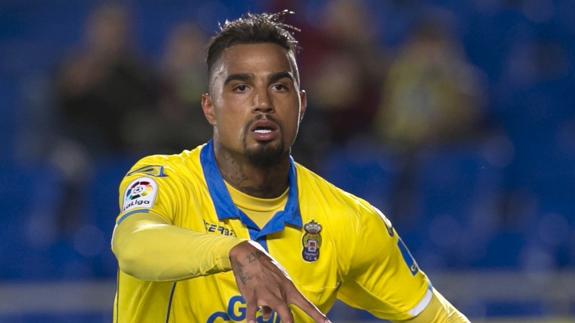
[302,220,322,262]
[126,165,167,177]
[122,177,157,212]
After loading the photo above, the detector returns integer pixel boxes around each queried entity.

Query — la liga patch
[122,177,158,212]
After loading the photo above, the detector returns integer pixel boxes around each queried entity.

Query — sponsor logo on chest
[207,296,280,323]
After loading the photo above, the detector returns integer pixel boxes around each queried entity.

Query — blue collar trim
[200,141,302,240]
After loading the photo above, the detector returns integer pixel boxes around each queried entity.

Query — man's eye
[233,84,248,92]
[272,83,289,91]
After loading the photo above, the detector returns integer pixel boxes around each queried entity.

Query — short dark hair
[206,11,300,83]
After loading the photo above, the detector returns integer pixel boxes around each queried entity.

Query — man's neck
[214,145,290,199]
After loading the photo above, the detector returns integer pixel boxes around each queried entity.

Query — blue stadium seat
[320,142,397,212]
[412,144,505,268]
[84,157,134,278]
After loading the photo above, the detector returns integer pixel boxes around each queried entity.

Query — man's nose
[253,88,274,113]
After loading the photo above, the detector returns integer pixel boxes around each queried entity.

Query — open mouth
[254,128,273,134]
[249,119,279,141]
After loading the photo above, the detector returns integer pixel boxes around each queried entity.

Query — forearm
[112,212,245,281]
[394,289,469,323]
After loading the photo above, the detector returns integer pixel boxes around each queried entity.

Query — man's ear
[299,89,307,121]
[201,93,216,125]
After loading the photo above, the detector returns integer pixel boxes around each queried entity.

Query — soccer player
[111,11,469,323]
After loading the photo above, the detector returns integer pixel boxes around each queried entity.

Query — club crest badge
[302,220,322,262]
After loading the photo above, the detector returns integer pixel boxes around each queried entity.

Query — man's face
[202,43,306,167]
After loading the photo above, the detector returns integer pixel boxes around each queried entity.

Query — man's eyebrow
[269,71,294,84]
[223,73,253,86]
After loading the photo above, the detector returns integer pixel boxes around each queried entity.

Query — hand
[229,241,331,323]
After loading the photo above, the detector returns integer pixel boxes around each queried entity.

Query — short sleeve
[337,200,432,321]
[116,157,181,224]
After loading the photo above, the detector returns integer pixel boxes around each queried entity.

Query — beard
[241,115,290,168]
[244,140,287,168]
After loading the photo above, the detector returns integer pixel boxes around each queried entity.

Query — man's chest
[172,198,341,322]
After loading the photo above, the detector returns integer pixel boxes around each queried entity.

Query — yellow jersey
[113,141,432,322]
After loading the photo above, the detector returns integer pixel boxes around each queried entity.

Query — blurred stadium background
[1,0,574,322]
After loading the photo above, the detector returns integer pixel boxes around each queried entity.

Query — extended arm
[112,212,244,281]
[112,212,329,322]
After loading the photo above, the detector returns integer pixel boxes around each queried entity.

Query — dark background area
[1,0,574,321]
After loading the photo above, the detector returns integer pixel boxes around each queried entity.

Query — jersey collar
[200,140,302,239]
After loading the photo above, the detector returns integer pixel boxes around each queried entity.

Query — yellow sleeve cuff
[212,236,247,271]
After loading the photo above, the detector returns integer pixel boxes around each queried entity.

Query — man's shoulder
[127,144,206,177]
[295,162,364,207]
[295,162,387,222]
